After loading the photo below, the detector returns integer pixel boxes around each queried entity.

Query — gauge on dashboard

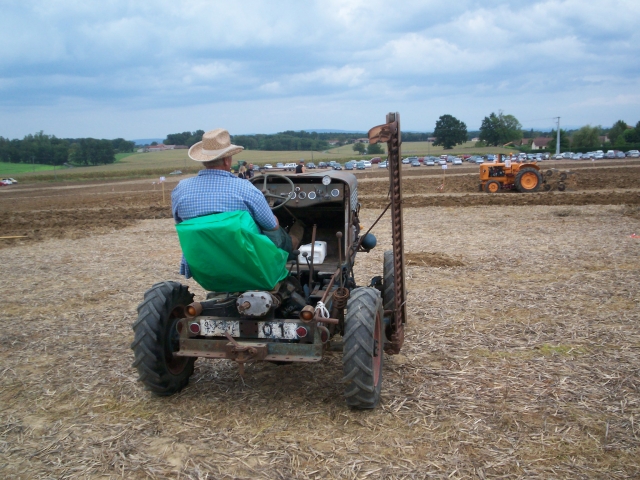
[307,191,317,200]
[322,175,331,186]
[298,191,306,199]
[331,188,340,197]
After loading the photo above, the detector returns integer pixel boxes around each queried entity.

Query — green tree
[622,122,640,143]
[607,120,628,144]
[367,142,383,154]
[353,142,366,154]
[571,125,601,149]
[432,114,467,149]
[547,129,570,152]
[479,112,523,146]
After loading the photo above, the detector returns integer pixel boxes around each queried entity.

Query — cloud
[0,0,639,138]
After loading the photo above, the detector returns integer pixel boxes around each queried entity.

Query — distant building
[355,138,369,144]
[531,137,551,150]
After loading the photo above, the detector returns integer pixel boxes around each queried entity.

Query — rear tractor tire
[342,288,384,409]
[483,180,501,193]
[515,167,542,193]
[131,281,196,396]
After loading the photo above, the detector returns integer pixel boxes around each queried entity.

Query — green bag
[176,210,289,292]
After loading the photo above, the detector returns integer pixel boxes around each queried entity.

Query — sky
[1,0,639,140]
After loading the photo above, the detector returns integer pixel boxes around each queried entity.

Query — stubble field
[1,161,639,478]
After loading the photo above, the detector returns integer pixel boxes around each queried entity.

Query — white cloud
[0,0,639,137]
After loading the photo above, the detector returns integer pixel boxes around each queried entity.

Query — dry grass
[1,204,639,478]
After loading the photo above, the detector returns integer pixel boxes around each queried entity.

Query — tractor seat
[175,210,289,292]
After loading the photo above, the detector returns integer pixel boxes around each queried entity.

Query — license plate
[258,322,299,340]
[199,319,240,337]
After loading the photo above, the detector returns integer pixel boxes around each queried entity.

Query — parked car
[411,160,421,167]
[0,180,10,186]
[626,150,640,158]
[452,158,463,165]
[438,158,447,165]
[615,151,626,158]
[378,161,388,168]
[3,177,18,183]
[263,164,273,169]
[571,153,583,160]
[318,162,327,168]
[276,162,285,168]
[401,157,411,164]
[594,153,604,159]
[332,163,343,170]
[362,160,372,168]
[475,157,485,164]
[370,157,382,164]
[425,158,435,166]
[345,162,354,170]
[306,162,316,169]
[356,161,366,170]
[605,150,616,159]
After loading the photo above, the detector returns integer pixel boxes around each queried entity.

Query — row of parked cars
[552,150,639,160]
[0,177,18,186]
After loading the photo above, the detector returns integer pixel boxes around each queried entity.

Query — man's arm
[246,186,278,231]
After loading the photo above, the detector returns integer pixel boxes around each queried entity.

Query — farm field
[1,160,639,478]
[2,141,524,181]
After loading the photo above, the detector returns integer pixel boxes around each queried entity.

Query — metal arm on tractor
[368,112,406,354]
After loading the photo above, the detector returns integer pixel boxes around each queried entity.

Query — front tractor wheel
[131,281,195,396]
[342,287,384,409]
[483,180,501,193]
[515,167,542,193]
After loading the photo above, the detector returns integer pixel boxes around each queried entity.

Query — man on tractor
[171,128,302,278]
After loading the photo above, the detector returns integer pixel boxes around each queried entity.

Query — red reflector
[189,323,200,334]
[296,326,308,338]
[319,326,329,343]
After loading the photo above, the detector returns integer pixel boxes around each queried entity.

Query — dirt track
[1,161,639,249]
[1,162,640,478]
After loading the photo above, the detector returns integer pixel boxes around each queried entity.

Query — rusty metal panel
[177,338,323,362]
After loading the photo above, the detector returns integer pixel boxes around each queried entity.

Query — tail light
[189,322,200,335]
[296,326,308,338]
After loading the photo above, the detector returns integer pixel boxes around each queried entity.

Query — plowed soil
[1,162,639,248]
[1,161,639,478]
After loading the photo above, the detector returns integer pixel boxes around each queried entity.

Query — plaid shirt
[172,169,277,277]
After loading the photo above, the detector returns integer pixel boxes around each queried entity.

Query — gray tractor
[131,113,407,409]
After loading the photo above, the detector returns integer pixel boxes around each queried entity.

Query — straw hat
[188,129,244,162]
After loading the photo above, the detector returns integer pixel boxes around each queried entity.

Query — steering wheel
[253,173,296,210]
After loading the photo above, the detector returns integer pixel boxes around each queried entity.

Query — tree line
[430,112,640,151]
[163,129,446,151]
[0,131,135,166]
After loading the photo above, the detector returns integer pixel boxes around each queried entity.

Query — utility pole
[554,117,561,155]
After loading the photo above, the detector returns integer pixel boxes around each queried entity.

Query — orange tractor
[479,155,554,193]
